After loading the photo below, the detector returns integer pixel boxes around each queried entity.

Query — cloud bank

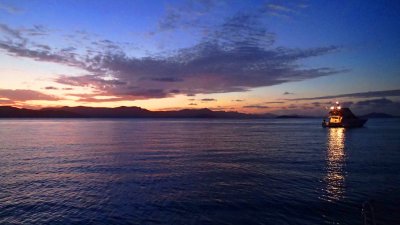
[287,89,400,101]
[0,5,342,103]
[0,89,61,103]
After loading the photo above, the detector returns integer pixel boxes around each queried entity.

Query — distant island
[0,106,263,119]
[0,106,397,119]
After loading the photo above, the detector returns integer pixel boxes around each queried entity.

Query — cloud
[56,75,127,87]
[283,91,294,95]
[287,89,400,101]
[189,103,197,106]
[159,9,181,30]
[265,2,308,19]
[243,105,269,109]
[0,24,24,41]
[0,2,22,14]
[264,101,284,104]
[157,0,220,31]
[0,89,61,101]
[44,86,58,90]
[150,77,184,82]
[0,24,49,43]
[232,99,244,102]
[201,98,217,102]
[23,25,50,36]
[352,98,400,115]
[76,97,125,103]
[0,99,14,104]
[0,13,341,102]
[267,4,294,13]
[354,98,394,107]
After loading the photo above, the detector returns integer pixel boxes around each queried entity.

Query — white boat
[322,102,367,128]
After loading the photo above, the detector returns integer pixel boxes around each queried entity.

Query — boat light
[337,106,341,110]
[330,106,334,110]
[335,101,339,105]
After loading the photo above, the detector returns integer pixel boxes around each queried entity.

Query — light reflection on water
[325,128,346,201]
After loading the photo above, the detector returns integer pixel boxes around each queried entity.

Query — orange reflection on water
[325,128,346,201]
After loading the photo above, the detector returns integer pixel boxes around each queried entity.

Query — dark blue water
[0,118,399,225]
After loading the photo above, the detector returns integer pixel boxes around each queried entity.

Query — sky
[0,0,400,115]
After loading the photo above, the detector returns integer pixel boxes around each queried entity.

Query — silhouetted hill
[0,106,79,118]
[5,106,395,119]
[45,106,151,118]
[258,113,277,118]
[0,106,259,119]
[275,114,315,119]
[361,112,396,118]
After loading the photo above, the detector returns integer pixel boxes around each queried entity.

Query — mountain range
[0,106,262,119]
[0,106,397,119]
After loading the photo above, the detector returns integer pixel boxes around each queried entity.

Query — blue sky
[0,0,399,115]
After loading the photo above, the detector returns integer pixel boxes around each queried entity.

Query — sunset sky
[1,0,400,115]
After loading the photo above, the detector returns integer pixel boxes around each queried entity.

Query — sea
[0,118,399,225]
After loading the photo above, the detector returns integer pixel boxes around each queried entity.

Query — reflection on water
[325,128,346,201]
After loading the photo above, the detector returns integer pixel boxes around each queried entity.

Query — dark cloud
[355,98,394,107]
[311,101,321,107]
[0,24,24,41]
[352,98,400,115]
[301,106,313,110]
[243,105,269,109]
[170,89,180,94]
[287,89,400,101]
[340,101,354,107]
[310,101,352,107]
[24,25,50,36]
[232,99,244,102]
[0,89,61,101]
[189,103,197,106]
[201,98,217,102]
[44,86,58,90]
[150,77,184,82]
[264,101,284,104]
[76,97,125,103]
[283,91,294,95]
[0,24,49,44]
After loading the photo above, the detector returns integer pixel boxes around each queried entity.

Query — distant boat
[322,102,367,128]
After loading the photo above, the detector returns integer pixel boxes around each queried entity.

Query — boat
[322,102,367,128]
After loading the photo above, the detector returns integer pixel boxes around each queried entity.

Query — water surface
[0,119,399,224]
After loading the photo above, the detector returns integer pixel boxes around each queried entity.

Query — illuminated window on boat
[330,116,342,123]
